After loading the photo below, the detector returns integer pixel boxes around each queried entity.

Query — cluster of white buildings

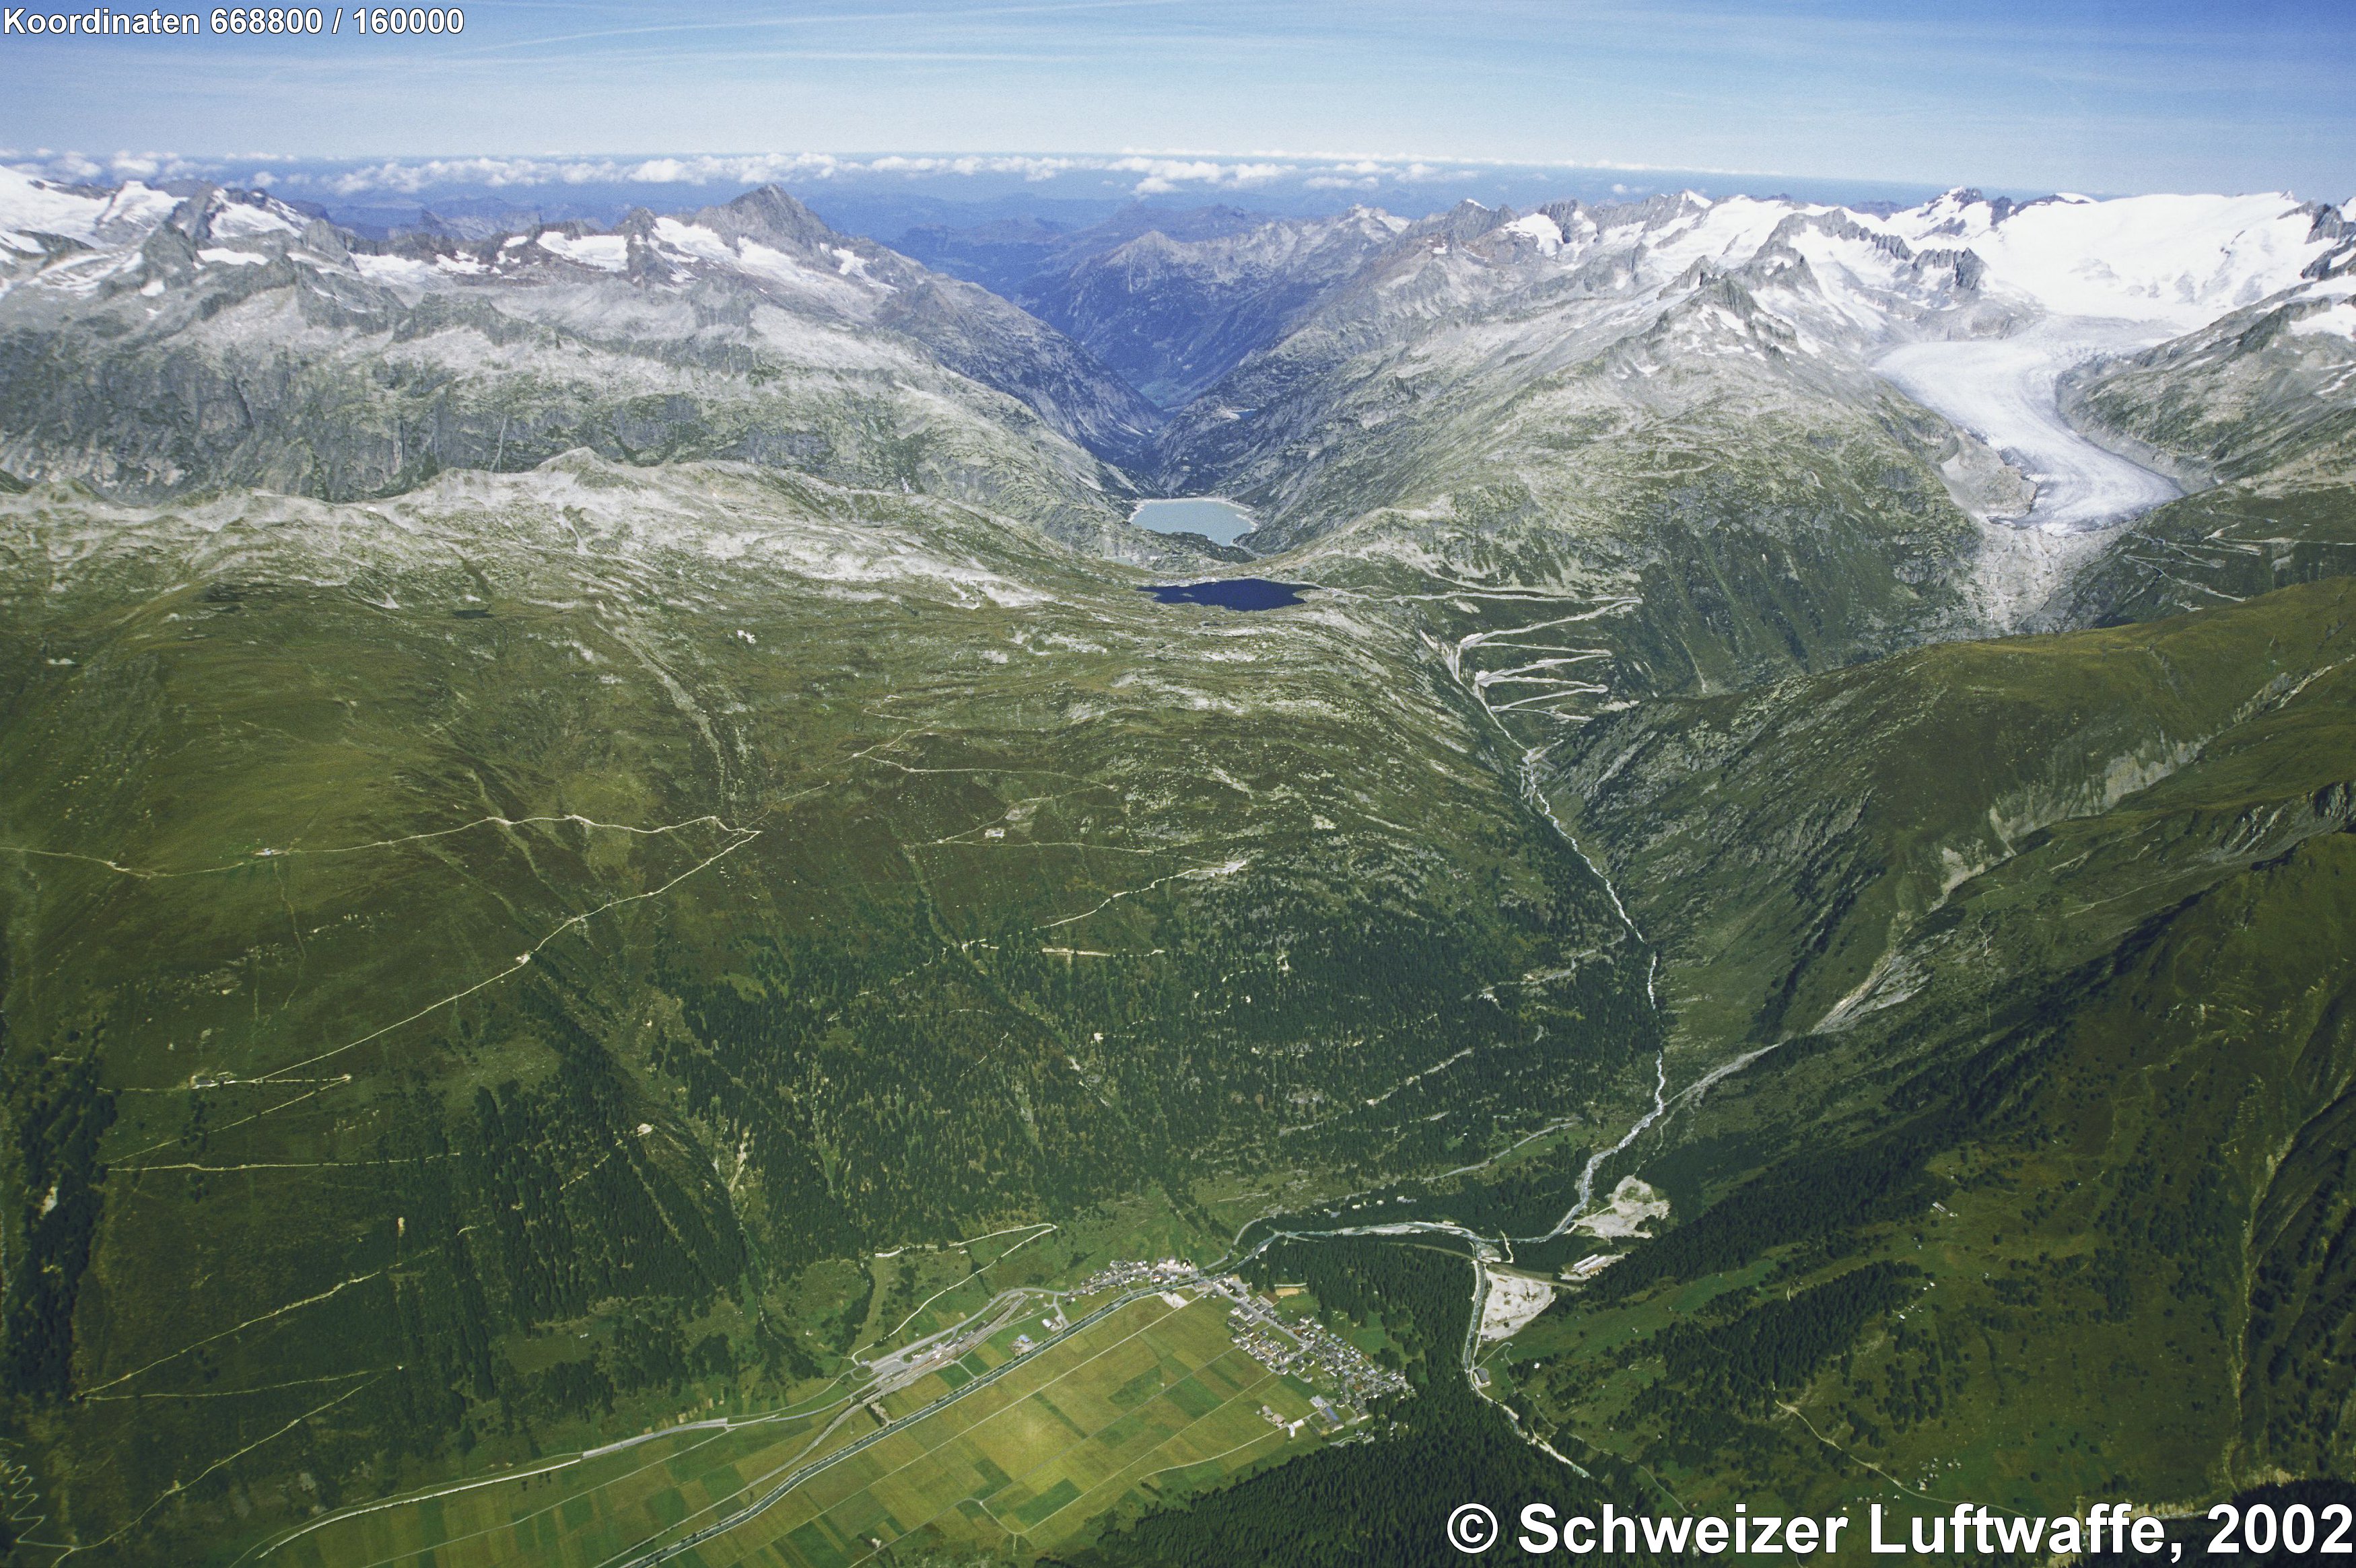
[1073,1256,1198,1297]
[1070,1257,1407,1411]
[1214,1276,1408,1406]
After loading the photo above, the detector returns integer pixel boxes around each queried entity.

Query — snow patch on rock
[536,231,629,271]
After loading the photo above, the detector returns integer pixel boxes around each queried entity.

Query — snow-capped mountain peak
[0,164,178,255]
[1873,188,2330,326]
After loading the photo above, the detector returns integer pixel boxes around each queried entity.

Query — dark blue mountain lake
[1139,579,1314,611]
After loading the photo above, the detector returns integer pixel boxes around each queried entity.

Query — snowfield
[1884,190,2328,329]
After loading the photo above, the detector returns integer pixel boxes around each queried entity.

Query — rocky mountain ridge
[0,170,1166,548]
[1017,206,1409,408]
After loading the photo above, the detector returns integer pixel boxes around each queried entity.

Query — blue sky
[2,0,2351,203]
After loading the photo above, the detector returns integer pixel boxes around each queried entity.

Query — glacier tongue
[1858,189,2340,534]
[1876,321,2184,534]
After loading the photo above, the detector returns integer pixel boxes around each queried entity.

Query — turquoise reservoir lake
[1131,497,1257,546]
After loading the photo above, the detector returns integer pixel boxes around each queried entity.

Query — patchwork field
[263,1294,1328,1568]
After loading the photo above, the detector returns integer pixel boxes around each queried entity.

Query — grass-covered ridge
[1491,577,2356,1520]
[0,456,1658,1561]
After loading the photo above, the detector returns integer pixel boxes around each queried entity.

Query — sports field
[266,1293,1325,1568]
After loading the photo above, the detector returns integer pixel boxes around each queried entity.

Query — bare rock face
[1020,207,1408,408]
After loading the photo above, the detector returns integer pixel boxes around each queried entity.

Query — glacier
[1877,326,2181,532]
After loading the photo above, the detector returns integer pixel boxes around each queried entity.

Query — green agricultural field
[263,1295,1322,1568]
[255,1412,829,1568]
[713,1297,1322,1567]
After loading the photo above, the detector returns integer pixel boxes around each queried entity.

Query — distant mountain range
[0,172,1163,544]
